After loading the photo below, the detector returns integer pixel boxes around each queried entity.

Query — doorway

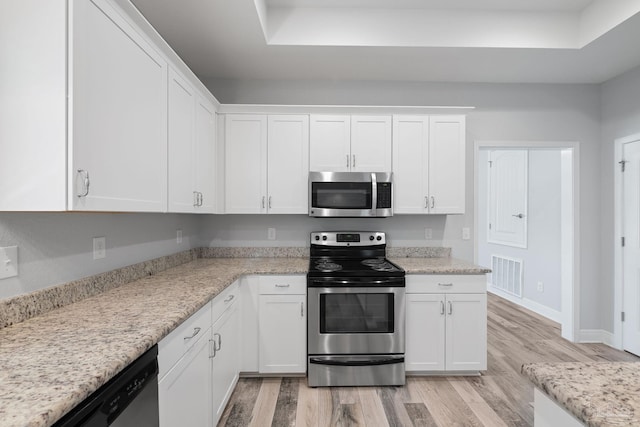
[614,133,640,355]
[475,141,579,342]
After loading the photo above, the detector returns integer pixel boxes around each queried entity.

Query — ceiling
[130,0,640,84]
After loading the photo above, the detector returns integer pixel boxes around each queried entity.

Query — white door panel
[488,150,528,248]
[623,140,640,356]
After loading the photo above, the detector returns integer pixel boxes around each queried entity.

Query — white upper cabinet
[393,115,466,214]
[194,97,217,213]
[168,68,217,213]
[0,0,219,213]
[224,115,268,213]
[168,69,196,213]
[428,116,466,214]
[310,115,391,172]
[224,114,309,214]
[267,115,310,214]
[71,0,168,212]
[350,116,393,172]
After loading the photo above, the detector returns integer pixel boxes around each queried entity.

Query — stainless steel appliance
[54,346,159,426]
[307,231,405,387]
[308,172,393,217]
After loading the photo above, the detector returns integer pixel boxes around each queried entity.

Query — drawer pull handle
[184,327,201,341]
[440,301,445,315]
[224,294,235,303]
[448,301,453,315]
[438,283,453,287]
[275,284,290,288]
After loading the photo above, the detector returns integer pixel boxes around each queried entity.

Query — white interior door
[622,139,640,356]
[488,150,528,248]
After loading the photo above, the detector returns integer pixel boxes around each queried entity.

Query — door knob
[512,213,524,219]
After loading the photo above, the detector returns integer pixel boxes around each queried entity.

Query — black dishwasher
[54,345,159,427]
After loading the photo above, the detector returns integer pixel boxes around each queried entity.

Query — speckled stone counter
[392,256,491,274]
[0,253,487,427]
[0,257,306,427]
[522,362,640,426]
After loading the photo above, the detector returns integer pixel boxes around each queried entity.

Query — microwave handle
[371,172,377,215]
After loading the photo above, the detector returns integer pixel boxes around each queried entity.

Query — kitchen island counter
[522,361,640,426]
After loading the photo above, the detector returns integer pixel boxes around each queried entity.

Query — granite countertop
[392,256,491,274]
[0,255,487,427]
[522,362,640,426]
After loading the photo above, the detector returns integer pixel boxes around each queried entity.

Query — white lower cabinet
[405,275,487,373]
[211,300,239,424]
[258,276,307,374]
[158,328,212,427]
[158,281,240,427]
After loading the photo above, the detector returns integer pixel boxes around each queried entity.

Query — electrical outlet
[537,281,544,292]
[462,227,471,240]
[268,228,276,240]
[424,228,432,239]
[0,246,18,279]
[176,229,183,244]
[93,237,106,260]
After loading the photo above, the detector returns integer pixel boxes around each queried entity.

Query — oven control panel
[311,231,386,246]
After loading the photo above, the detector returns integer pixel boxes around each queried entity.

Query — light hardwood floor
[218,294,639,427]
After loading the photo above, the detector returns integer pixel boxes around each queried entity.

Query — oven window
[320,293,394,333]
[312,182,372,209]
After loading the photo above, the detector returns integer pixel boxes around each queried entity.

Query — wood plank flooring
[218,294,639,427]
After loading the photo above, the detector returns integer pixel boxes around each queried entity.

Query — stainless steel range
[307,231,406,387]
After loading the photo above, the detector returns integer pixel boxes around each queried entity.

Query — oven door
[307,283,405,355]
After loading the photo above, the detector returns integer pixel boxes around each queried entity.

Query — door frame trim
[613,132,640,349]
[474,140,580,342]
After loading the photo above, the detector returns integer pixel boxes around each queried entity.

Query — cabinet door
[167,68,196,213]
[240,276,260,372]
[224,114,267,213]
[405,294,445,372]
[445,293,487,371]
[428,116,466,214]
[158,330,212,427]
[267,115,309,214]
[350,116,392,172]
[211,302,240,426]
[392,115,429,214]
[259,294,306,373]
[71,0,167,212]
[309,115,351,172]
[195,96,217,213]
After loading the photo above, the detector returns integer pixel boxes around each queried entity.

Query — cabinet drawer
[158,301,212,379]
[212,280,240,323]
[406,274,486,294]
[259,275,306,295]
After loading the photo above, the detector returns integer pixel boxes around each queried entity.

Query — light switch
[0,246,18,279]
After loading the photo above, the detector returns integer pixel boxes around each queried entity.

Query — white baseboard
[488,286,562,323]
[578,329,615,346]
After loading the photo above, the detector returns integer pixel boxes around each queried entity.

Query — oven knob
[322,235,327,241]
[369,235,374,241]
[315,235,320,241]
[376,236,382,241]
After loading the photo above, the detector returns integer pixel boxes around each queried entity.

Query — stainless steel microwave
[308,172,393,217]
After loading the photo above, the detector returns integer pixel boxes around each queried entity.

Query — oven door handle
[309,356,404,367]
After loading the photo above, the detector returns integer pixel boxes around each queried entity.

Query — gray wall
[0,213,199,299]
[205,78,602,330]
[477,149,562,314]
[600,65,640,332]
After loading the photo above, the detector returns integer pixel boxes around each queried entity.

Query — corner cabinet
[405,274,487,373]
[224,114,309,214]
[309,115,392,172]
[393,115,466,214]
